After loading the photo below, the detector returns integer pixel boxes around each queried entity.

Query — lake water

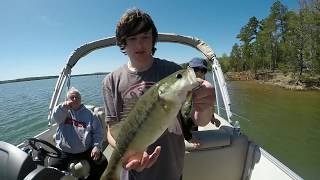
[228,81,320,180]
[0,75,105,145]
[0,75,319,179]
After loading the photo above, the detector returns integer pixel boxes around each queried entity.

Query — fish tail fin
[100,150,122,180]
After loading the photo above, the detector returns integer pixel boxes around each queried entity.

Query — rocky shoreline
[225,71,320,90]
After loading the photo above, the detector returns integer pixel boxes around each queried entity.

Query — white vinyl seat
[183,126,252,180]
[93,107,108,150]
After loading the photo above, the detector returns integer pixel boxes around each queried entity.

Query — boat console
[0,139,94,180]
[0,141,64,180]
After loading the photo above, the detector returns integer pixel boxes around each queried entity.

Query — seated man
[181,57,221,148]
[48,87,108,179]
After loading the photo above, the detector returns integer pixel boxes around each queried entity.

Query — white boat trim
[250,148,303,180]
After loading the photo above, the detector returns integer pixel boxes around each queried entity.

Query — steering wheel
[27,138,61,158]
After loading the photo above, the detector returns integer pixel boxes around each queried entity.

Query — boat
[0,33,303,180]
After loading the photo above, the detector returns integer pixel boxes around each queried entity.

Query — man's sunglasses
[193,67,207,74]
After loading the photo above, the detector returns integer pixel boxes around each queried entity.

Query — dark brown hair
[116,8,158,55]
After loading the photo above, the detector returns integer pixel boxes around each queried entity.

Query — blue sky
[0,0,299,81]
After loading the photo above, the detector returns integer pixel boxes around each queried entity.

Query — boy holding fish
[102,8,215,180]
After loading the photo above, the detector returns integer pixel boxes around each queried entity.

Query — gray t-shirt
[102,58,184,180]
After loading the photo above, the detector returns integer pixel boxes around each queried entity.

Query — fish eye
[176,73,182,79]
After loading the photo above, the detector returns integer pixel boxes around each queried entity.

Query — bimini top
[47,33,232,123]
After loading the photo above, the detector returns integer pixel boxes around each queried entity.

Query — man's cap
[188,57,208,69]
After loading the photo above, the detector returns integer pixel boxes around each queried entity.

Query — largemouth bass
[100,68,200,180]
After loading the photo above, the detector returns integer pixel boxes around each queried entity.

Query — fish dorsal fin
[110,120,125,140]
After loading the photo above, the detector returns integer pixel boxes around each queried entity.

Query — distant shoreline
[225,71,320,90]
[0,72,109,85]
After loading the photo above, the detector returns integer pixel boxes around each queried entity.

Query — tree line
[219,0,320,78]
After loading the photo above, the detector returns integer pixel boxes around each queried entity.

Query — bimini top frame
[47,33,232,124]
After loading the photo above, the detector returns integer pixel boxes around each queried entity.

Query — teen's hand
[124,146,161,172]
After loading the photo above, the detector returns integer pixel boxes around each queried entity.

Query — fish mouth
[187,67,201,91]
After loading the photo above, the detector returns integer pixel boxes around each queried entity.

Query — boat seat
[85,104,95,112]
[85,104,105,139]
[0,141,37,180]
[93,106,106,136]
[183,126,250,180]
[185,129,231,151]
[23,166,64,180]
[93,106,108,150]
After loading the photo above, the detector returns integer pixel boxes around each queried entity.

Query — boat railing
[47,33,233,125]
